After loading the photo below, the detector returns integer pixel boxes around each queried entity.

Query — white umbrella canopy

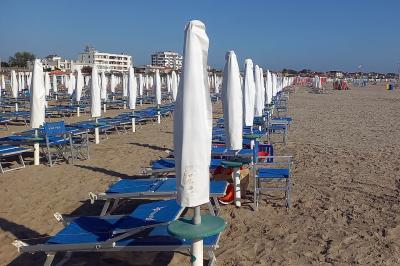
[174,19,212,208]
[0,75,4,97]
[100,71,107,100]
[52,74,58,93]
[122,74,128,97]
[272,73,277,97]
[11,70,18,99]
[243,59,256,127]
[138,74,144,97]
[110,74,116,94]
[30,59,46,129]
[266,70,273,104]
[213,74,219,94]
[166,74,171,93]
[127,66,137,110]
[171,70,178,101]
[68,73,75,95]
[222,51,243,150]
[17,73,22,92]
[155,69,161,105]
[259,67,265,110]
[91,66,102,118]
[44,72,51,96]
[254,65,263,117]
[75,69,84,102]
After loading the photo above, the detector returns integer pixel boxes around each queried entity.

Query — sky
[0,0,399,73]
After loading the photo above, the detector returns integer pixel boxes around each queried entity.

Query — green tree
[9,51,36,67]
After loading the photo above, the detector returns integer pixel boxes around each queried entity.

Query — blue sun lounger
[0,145,31,173]
[13,200,223,266]
[143,158,224,175]
[89,178,228,215]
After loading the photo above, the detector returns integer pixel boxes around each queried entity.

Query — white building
[29,55,73,72]
[77,46,132,73]
[151,51,182,70]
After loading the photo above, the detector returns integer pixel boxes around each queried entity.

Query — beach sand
[1,83,400,265]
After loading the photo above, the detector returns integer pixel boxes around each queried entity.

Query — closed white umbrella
[27,72,32,92]
[44,72,51,96]
[173,20,213,266]
[75,69,84,117]
[222,51,243,207]
[21,73,26,91]
[11,70,18,111]
[171,71,178,101]
[222,51,242,150]
[155,69,161,123]
[166,74,171,93]
[100,71,107,112]
[254,65,263,117]
[128,66,137,132]
[243,59,256,127]
[91,66,102,144]
[138,74,144,105]
[30,59,46,165]
[122,74,128,98]
[52,74,58,93]
[18,73,22,92]
[110,74,116,101]
[266,70,273,105]
[259,68,265,110]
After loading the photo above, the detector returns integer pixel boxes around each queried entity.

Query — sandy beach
[1,83,400,265]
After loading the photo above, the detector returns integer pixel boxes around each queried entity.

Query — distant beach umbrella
[254,65,263,117]
[222,50,243,151]
[138,74,144,97]
[166,74,171,93]
[11,70,18,99]
[100,71,107,100]
[171,70,178,101]
[122,74,128,98]
[272,73,277,97]
[259,67,265,109]
[91,66,101,118]
[127,66,137,110]
[155,69,161,105]
[243,59,256,127]
[110,74,116,94]
[52,74,58,93]
[0,75,4,97]
[75,69,83,102]
[68,73,75,95]
[44,72,51,96]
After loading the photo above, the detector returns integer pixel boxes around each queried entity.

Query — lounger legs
[44,253,56,266]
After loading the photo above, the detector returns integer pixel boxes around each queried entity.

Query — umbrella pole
[103,103,107,113]
[123,99,126,109]
[131,111,135,132]
[192,206,203,266]
[15,102,18,112]
[77,102,80,117]
[34,129,40,166]
[157,104,161,124]
[234,167,241,207]
[95,118,100,144]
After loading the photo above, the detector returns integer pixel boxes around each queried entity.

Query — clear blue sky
[1,0,399,72]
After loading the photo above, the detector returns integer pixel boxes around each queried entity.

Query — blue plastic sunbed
[89,177,228,215]
[13,199,225,266]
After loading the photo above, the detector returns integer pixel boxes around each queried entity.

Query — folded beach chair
[13,200,225,266]
[89,177,228,215]
[0,145,31,173]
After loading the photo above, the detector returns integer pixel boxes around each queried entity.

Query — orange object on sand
[218,184,234,204]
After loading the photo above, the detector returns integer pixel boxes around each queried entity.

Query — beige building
[151,51,182,70]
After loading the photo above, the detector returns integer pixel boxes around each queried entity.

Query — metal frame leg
[44,252,56,266]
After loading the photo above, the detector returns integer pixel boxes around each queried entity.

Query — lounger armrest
[256,155,293,165]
